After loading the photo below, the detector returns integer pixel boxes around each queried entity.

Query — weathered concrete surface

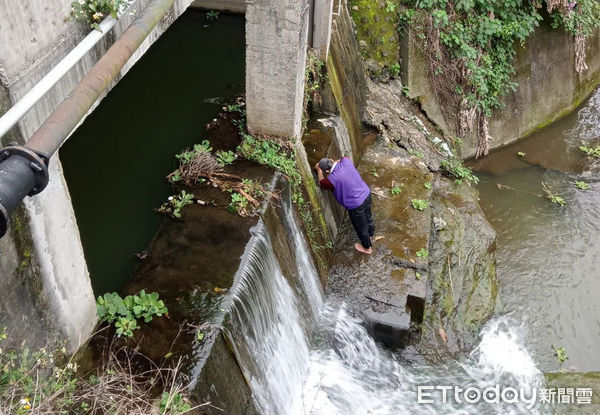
[546,372,600,414]
[420,178,498,361]
[348,0,401,80]
[0,205,58,350]
[190,0,245,13]
[323,0,367,156]
[364,78,447,171]
[245,0,310,139]
[312,0,334,59]
[0,0,197,350]
[327,140,432,347]
[402,19,600,158]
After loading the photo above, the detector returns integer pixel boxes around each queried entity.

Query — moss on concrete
[348,0,400,79]
[326,53,364,156]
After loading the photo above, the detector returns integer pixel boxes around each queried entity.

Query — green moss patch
[349,0,400,79]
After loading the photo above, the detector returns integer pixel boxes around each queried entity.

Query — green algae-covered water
[60,10,244,295]
[470,87,600,372]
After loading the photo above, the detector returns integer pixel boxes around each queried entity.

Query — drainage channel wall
[0,0,196,351]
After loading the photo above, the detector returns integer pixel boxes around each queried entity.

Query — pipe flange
[0,146,50,196]
[0,202,8,237]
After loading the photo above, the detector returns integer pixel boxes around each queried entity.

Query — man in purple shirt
[315,157,375,254]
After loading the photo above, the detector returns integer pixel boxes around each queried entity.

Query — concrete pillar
[190,0,245,13]
[312,0,334,59]
[245,0,311,139]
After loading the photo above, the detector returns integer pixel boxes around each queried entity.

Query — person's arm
[316,164,325,182]
[315,164,335,190]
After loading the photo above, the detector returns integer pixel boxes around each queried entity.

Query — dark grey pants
[347,194,375,249]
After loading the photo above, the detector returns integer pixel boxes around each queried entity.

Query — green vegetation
[517,151,526,157]
[579,145,600,158]
[408,148,424,159]
[391,184,403,195]
[159,392,191,414]
[305,49,326,112]
[228,192,249,215]
[215,150,236,166]
[158,191,195,219]
[424,181,432,190]
[411,199,429,211]
[0,327,193,414]
[175,140,212,165]
[166,131,271,219]
[398,0,542,147]
[394,0,600,155]
[552,344,569,364]
[575,180,590,190]
[370,167,380,178]
[416,272,423,280]
[69,0,125,30]
[205,10,219,21]
[238,135,302,195]
[542,182,566,206]
[440,159,479,186]
[96,290,168,337]
[229,97,329,262]
[416,248,429,258]
[549,0,600,37]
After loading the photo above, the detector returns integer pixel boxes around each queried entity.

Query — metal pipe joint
[0,146,50,237]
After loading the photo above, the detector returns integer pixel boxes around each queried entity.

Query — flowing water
[227,190,551,414]
[291,305,546,415]
[228,196,323,414]
[228,90,600,413]
[470,87,600,372]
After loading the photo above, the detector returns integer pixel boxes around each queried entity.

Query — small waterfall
[282,196,324,318]
[224,186,546,415]
[291,305,546,415]
[227,197,324,414]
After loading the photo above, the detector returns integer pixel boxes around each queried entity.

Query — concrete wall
[403,19,600,158]
[245,0,311,139]
[190,0,245,14]
[0,0,196,350]
[312,0,334,59]
[0,0,336,350]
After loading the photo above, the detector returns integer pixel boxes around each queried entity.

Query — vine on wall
[396,0,600,157]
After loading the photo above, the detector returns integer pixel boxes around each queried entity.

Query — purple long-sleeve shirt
[319,157,370,210]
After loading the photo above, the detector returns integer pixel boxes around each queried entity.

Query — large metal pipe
[0,16,117,140]
[0,0,177,237]
[27,0,176,155]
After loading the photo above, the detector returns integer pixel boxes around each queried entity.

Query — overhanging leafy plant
[96,290,168,337]
[396,0,600,157]
[70,0,126,30]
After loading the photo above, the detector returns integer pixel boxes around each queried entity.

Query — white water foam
[227,214,324,414]
[291,305,545,415]
[226,194,544,415]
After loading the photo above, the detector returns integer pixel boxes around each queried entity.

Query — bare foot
[354,243,372,254]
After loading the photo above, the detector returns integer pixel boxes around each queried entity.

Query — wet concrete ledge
[85,111,328,413]
[326,140,431,347]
